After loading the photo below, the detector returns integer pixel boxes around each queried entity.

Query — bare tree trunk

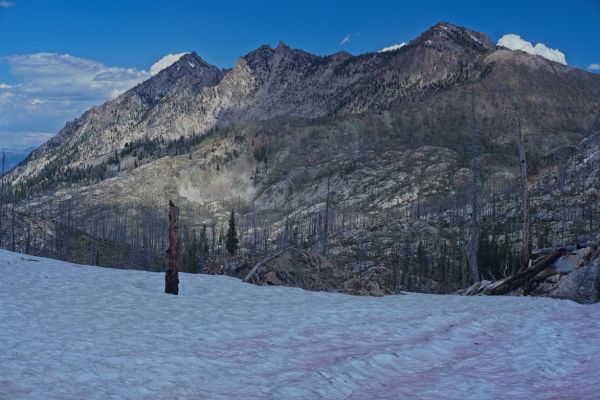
[322,174,331,255]
[468,86,480,283]
[165,200,180,295]
[514,96,530,266]
[11,203,16,252]
[210,222,216,259]
[0,152,4,248]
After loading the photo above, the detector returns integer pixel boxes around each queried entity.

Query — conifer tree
[184,228,198,273]
[226,210,238,255]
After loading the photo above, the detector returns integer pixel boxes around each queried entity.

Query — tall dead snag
[514,97,530,266]
[165,200,180,295]
[468,86,480,283]
[322,174,331,256]
[0,152,4,248]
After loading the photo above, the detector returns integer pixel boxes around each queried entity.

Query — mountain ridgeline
[2,22,600,293]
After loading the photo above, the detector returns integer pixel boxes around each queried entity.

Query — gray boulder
[550,264,599,304]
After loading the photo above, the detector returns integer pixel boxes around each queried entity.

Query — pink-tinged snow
[1,250,599,400]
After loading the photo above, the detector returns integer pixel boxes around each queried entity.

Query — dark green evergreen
[226,210,238,256]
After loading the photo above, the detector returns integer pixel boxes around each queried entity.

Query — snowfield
[1,250,600,400]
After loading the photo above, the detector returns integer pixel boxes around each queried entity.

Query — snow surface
[1,250,600,399]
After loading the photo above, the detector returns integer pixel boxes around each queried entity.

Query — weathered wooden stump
[165,200,180,295]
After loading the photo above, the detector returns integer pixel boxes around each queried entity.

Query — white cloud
[0,1,15,7]
[379,43,406,53]
[6,53,150,98]
[0,53,152,149]
[0,51,190,149]
[340,35,351,45]
[1,131,54,149]
[497,34,567,65]
[17,132,55,146]
[588,63,600,72]
[150,53,188,76]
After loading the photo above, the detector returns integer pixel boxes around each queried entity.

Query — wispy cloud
[0,131,54,149]
[497,34,567,65]
[150,53,188,76]
[0,53,151,149]
[340,35,351,45]
[588,63,600,72]
[0,51,191,149]
[0,1,16,7]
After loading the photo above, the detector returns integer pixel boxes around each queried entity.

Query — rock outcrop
[203,261,224,275]
[340,278,395,297]
[245,248,345,291]
[463,245,600,303]
[243,247,394,296]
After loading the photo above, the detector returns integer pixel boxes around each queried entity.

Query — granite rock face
[465,246,600,304]
[9,23,600,186]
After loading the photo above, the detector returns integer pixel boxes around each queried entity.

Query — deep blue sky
[0,0,599,149]
[1,0,599,73]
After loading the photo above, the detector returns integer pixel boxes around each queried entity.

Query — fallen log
[243,249,287,283]
[486,249,565,296]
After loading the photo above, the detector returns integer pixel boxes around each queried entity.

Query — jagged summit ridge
[7,22,600,187]
[410,22,495,53]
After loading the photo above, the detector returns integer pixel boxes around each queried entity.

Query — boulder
[248,248,346,291]
[247,248,395,295]
[554,255,580,273]
[464,280,492,296]
[574,247,594,259]
[549,264,599,304]
[481,278,508,295]
[534,257,577,281]
[463,244,600,303]
[341,278,387,297]
[204,261,224,275]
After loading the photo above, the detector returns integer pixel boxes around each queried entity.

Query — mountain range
[3,22,600,293]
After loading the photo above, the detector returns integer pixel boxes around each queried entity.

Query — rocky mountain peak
[275,40,288,51]
[7,21,600,193]
[151,51,221,84]
[412,22,495,54]
[175,52,217,71]
[128,51,222,104]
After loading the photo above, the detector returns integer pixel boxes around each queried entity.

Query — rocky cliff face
[7,23,514,184]
[4,22,600,293]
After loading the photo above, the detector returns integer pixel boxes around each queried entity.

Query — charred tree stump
[165,200,180,295]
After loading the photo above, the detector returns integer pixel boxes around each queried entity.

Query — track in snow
[1,250,599,399]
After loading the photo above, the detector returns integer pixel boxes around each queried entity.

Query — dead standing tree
[165,200,180,295]
[0,152,4,248]
[514,96,530,267]
[468,86,480,283]
[322,174,331,256]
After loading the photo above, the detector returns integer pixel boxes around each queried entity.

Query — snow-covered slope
[1,250,599,399]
